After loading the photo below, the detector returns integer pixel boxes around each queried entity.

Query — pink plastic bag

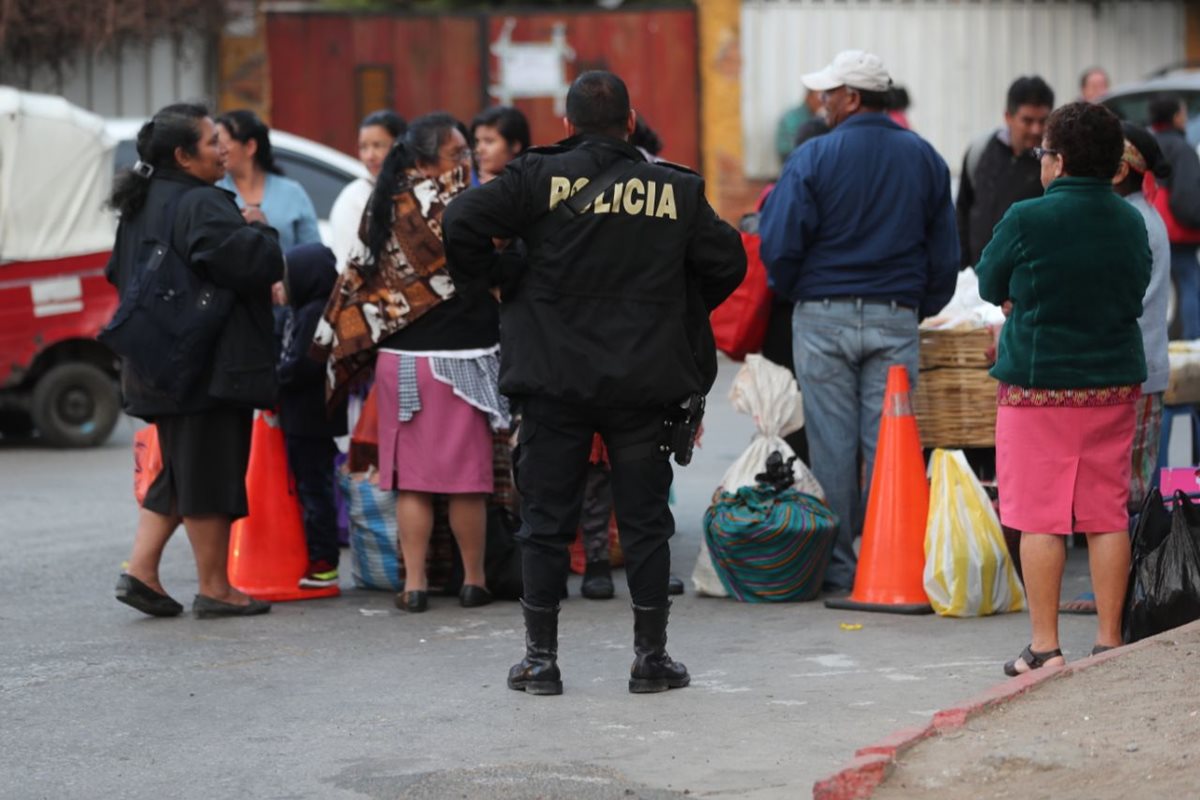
[1160,468,1200,498]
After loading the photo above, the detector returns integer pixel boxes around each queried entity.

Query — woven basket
[914,329,998,448]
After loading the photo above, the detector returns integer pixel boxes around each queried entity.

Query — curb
[811,621,1200,800]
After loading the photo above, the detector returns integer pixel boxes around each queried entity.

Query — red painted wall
[265,8,699,170]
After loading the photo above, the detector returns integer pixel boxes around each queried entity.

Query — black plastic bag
[1122,489,1200,643]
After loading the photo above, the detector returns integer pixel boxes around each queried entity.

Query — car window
[1105,90,1200,148]
[275,152,354,219]
[111,140,354,219]
[114,140,138,173]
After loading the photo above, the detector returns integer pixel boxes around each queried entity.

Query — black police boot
[581,559,615,600]
[629,602,690,694]
[507,600,563,696]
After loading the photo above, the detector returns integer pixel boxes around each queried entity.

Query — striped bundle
[703,486,838,602]
[343,469,401,592]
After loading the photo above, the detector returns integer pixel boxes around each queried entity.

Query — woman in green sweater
[976,102,1152,676]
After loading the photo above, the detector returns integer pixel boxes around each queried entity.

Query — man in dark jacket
[759,49,958,595]
[277,242,348,589]
[444,70,745,696]
[956,76,1054,269]
[1150,94,1200,340]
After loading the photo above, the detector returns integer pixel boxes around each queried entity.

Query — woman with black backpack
[106,103,283,620]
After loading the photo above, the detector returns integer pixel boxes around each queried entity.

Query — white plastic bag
[923,449,1026,617]
[693,355,825,596]
[920,268,1006,330]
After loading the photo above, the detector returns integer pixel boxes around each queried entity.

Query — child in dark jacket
[278,243,348,588]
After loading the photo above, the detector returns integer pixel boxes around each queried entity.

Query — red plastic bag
[569,512,624,574]
[133,425,162,505]
[710,191,773,361]
[348,384,379,473]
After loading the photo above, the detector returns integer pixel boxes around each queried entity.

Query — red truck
[0,88,121,446]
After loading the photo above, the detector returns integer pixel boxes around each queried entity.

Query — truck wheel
[31,363,120,447]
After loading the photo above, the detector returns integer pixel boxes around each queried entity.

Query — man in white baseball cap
[759,49,958,602]
[802,49,892,93]
[801,50,893,128]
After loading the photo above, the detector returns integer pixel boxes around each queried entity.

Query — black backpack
[100,190,234,402]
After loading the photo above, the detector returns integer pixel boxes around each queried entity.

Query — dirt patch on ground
[873,625,1200,800]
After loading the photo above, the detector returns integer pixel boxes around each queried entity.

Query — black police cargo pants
[514,397,675,608]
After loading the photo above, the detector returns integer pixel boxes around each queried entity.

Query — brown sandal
[1003,644,1063,677]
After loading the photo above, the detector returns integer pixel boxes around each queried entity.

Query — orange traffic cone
[826,365,932,614]
[229,411,341,602]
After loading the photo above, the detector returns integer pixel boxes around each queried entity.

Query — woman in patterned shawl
[314,112,508,613]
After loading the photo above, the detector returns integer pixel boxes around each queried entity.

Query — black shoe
[1003,643,1064,677]
[629,602,690,694]
[667,574,685,596]
[115,573,183,618]
[395,590,428,613]
[192,594,271,619]
[581,560,615,600]
[508,600,563,695]
[460,584,493,608]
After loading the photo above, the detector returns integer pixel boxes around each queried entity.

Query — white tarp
[0,86,117,262]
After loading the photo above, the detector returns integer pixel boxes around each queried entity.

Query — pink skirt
[376,353,494,494]
[996,402,1135,534]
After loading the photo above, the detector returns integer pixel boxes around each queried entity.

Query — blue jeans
[792,299,920,590]
[1171,245,1200,341]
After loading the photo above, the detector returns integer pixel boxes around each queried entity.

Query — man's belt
[809,296,915,312]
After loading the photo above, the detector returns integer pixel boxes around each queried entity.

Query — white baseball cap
[802,50,893,93]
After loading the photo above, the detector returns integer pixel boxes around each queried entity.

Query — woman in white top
[329,110,407,272]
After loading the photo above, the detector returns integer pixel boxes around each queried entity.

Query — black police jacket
[443,135,745,407]
[105,171,283,419]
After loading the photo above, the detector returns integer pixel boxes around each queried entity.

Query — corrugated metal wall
[741,0,1186,178]
[266,8,700,170]
[2,36,214,120]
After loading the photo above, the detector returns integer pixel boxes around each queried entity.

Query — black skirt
[142,407,254,519]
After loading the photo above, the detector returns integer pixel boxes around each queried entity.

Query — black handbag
[99,191,234,401]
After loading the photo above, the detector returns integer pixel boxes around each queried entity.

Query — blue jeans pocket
[794,322,843,383]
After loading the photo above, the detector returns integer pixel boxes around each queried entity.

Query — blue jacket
[759,113,959,319]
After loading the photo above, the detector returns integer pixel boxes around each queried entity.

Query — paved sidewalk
[1,359,1111,800]
[870,620,1200,799]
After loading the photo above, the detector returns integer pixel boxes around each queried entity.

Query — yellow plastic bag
[923,449,1026,617]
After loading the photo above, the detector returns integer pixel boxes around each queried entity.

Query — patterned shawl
[312,165,470,406]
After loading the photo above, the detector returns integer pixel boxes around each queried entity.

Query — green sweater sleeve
[975,206,1020,306]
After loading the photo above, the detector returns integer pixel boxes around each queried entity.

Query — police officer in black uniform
[443,71,745,696]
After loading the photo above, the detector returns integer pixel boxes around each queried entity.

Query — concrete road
[1,359,1101,800]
